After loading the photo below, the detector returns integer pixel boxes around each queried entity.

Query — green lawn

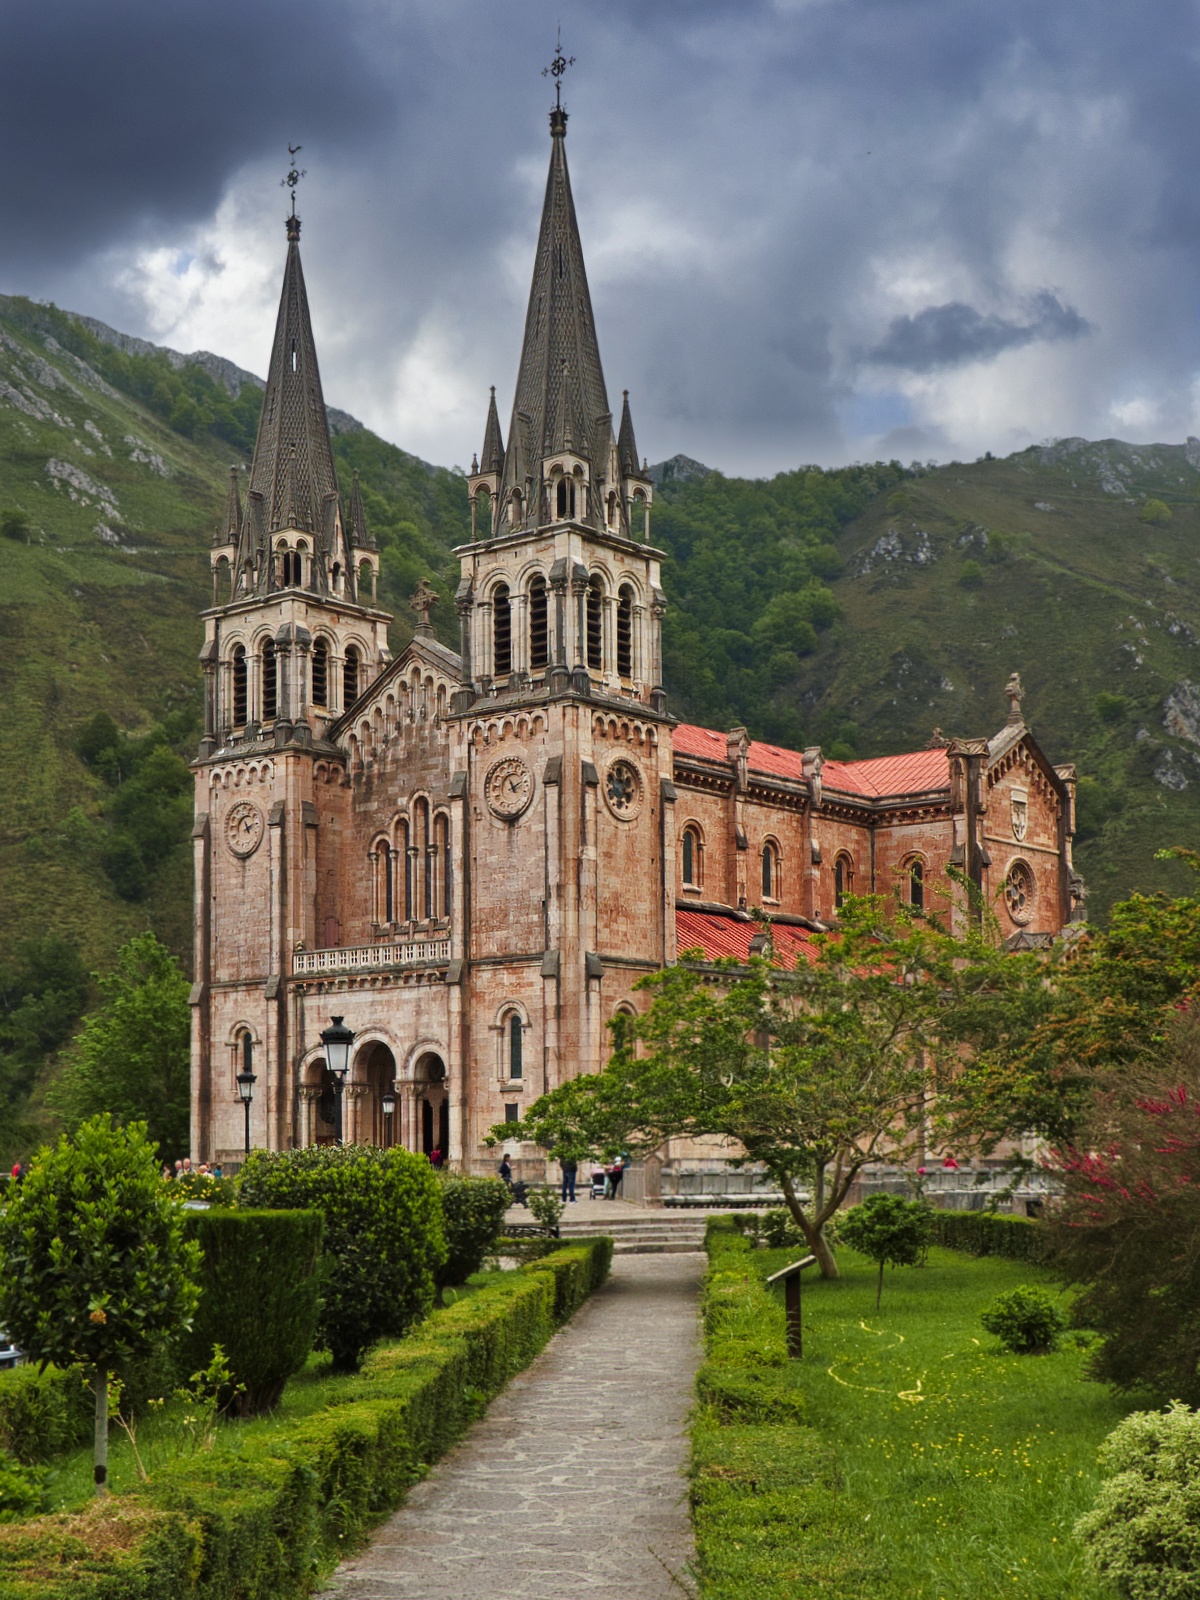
[752,1244,1136,1599]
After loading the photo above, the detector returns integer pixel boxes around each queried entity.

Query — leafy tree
[979,1285,1066,1354]
[0,508,30,542]
[1139,497,1172,525]
[499,897,1004,1278]
[237,1145,446,1371]
[1046,1012,1200,1402]
[0,1117,201,1495]
[0,937,90,1164]
[50,933,191,1160]
[839,1194,931,1310]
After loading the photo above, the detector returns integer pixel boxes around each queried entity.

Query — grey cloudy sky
[1,0,1196,476]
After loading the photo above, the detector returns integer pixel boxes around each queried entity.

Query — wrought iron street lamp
[381,1086,396,1148]
[236,1066,256,1156]
[320,1016,354,1146]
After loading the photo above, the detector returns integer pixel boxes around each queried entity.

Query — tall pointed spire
[215,465,242,547]
[498,105,611,522]
[480,386,504,474]
[347,468,374,551]
[245,214,340,565]
[617,391,639,478]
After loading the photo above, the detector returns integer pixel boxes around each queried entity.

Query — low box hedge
[691,1216,878,1597]
[0,1239,611,1600]
[928,1207,1048,1263]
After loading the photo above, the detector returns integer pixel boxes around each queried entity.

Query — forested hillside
[1,293,1197,1150]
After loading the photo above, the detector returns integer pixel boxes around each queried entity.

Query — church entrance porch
[407,1051,449,1159]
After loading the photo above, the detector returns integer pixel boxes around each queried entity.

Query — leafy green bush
[527,1185,564,1237]
[839,1194,932,1309]
[1140,497,1173,525]
[980,1285,1066,1354]
[435,1174,509,1287]
[171,1171,234,1206]
[1075,1402,1200,1597]
[0,1364,92,1465]
[0,1455,47,1521]
[761,1207,807,1250]
[928,1208,1048,1263]
[180,1209,324,1415]
[0,1241,610,1598]
[237,1145,445,1372]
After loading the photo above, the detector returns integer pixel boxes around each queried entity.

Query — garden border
[0,1238,612,1600]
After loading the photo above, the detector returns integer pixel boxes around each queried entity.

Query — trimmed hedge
[0,1239,611,1599]
[928,1207,1048,1264]
[0,1364,92,1466]
[691,1217,880,1597]
[435,1174,510,1288]
[180,1208,324,1414]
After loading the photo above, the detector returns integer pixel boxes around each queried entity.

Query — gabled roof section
[328,631,464,742]
[673,722,951,800]
[677,908,817,968]
[498,107,611,523]
[246,217,340,549]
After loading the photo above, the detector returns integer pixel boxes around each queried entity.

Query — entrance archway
[358,1041,398,1148]
[412,1052,448,1160]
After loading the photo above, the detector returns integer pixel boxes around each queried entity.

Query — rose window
[1004,860,1036,924]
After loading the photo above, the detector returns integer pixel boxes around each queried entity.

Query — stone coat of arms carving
[1010,789,1028,843]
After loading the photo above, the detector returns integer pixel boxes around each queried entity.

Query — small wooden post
[766,1254,817,1359]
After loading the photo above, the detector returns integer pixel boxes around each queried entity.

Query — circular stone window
[603,758,643,821]
[1004,859,1036,924]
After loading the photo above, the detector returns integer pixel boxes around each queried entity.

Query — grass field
[698,1239,1139,1599]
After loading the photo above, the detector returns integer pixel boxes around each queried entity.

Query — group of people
[161,1158,223,1180]
[496,1153,629,1202]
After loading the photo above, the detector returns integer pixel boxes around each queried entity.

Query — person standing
[499,1153,513,1190]
[560,1156,578,1203]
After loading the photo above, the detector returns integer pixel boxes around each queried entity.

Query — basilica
[189,105,1081,1170]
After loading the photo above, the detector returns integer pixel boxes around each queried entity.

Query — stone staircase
[557,1208,709,1255]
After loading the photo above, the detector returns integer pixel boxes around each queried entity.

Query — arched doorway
[303,1056,339,1147]
[412,1052,449,1159]
[358,1042,398,1148]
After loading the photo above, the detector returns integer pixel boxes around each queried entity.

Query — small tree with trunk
[0,1116,200,1494]
[838,1193,932,1309]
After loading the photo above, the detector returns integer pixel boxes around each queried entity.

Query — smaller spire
[215,464,242,547]
[481,386,504,474]
[348,468,374,549]
[617,390,640,478]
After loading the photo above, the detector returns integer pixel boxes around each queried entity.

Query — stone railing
[293,934,451,977]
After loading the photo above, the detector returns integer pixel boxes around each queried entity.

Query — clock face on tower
[603,758,643,820]
[485,756,534,820]
[225,800,264,858]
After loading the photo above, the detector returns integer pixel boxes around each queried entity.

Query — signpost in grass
[766,1253,817,1358]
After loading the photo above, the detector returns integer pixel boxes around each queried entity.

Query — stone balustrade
[293,934,451,976]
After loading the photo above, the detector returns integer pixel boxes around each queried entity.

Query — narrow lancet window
[312,639,328,707]
[493,585,512,676]
[508,1013,523,1079]
[530,577,549,670]
[232,646,248,726]
[262,640,277,721]
[617,585,633,678]
[344,645,360,707]
[586,579,603,670]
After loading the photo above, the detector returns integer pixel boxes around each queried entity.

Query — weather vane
[542,26,575,108]
[281,144,306,216]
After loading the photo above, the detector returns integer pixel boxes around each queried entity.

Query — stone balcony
[293,929,452,977]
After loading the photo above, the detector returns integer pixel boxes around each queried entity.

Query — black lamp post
[321,1015,354,1146]
[382,1086,396,1148]
[236,1066,256,1156]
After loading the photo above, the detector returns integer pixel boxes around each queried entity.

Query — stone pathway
[320,1253,703,1600]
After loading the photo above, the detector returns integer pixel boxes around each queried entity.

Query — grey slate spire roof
[347,468,373,550]
[617,390,640,479]
[245,214,340,553]
[216,465,241,547]
[480,386,504,474]
[498,106,611,525]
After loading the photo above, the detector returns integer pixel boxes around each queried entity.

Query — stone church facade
[190,107,1081,1170]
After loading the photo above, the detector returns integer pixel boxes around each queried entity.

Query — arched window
[241,1032,253,1074]
[556,478,568,519]
[414,798,430,920]
[437,813,451,917]
[607,491,618,528]
[473,488,491,536]
[529,576,549,671]
[232,645,248,726]
[344,645,360,707]
[262,640,277,721]
[493,584,512,676]
[281,548,302,586]
[908,857,925,910]
[331,562,341,595]
[834,854,853,908]
[616,585,633,678]
[312,638,328,707]
[633,489,648,540]
[586,578,603,670]
[507,1012,523,1080]
[384,846,394,922]
[682,825,702,888]
[762,841,780,900]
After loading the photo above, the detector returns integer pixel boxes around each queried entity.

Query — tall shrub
[238,1146,445,1371]
[436,1174,509,1287]
[181,1209,324,1414]
[0,1117,200,1494]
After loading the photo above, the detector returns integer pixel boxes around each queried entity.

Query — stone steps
[557,1214,709,1254]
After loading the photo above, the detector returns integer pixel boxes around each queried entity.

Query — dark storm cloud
[3,0,1200,471]
[868,294,1092,373]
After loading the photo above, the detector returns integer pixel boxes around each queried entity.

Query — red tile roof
[673,723,950,800]
[676,908,818,968]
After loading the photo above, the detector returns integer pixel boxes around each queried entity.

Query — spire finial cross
[410,578,439,635]
[281,144,306,218]
[542,26,575,109]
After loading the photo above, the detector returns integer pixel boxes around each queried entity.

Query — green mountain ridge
[0,295,1196,1080]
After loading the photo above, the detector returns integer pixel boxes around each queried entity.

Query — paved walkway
[320,1253,703,1600]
